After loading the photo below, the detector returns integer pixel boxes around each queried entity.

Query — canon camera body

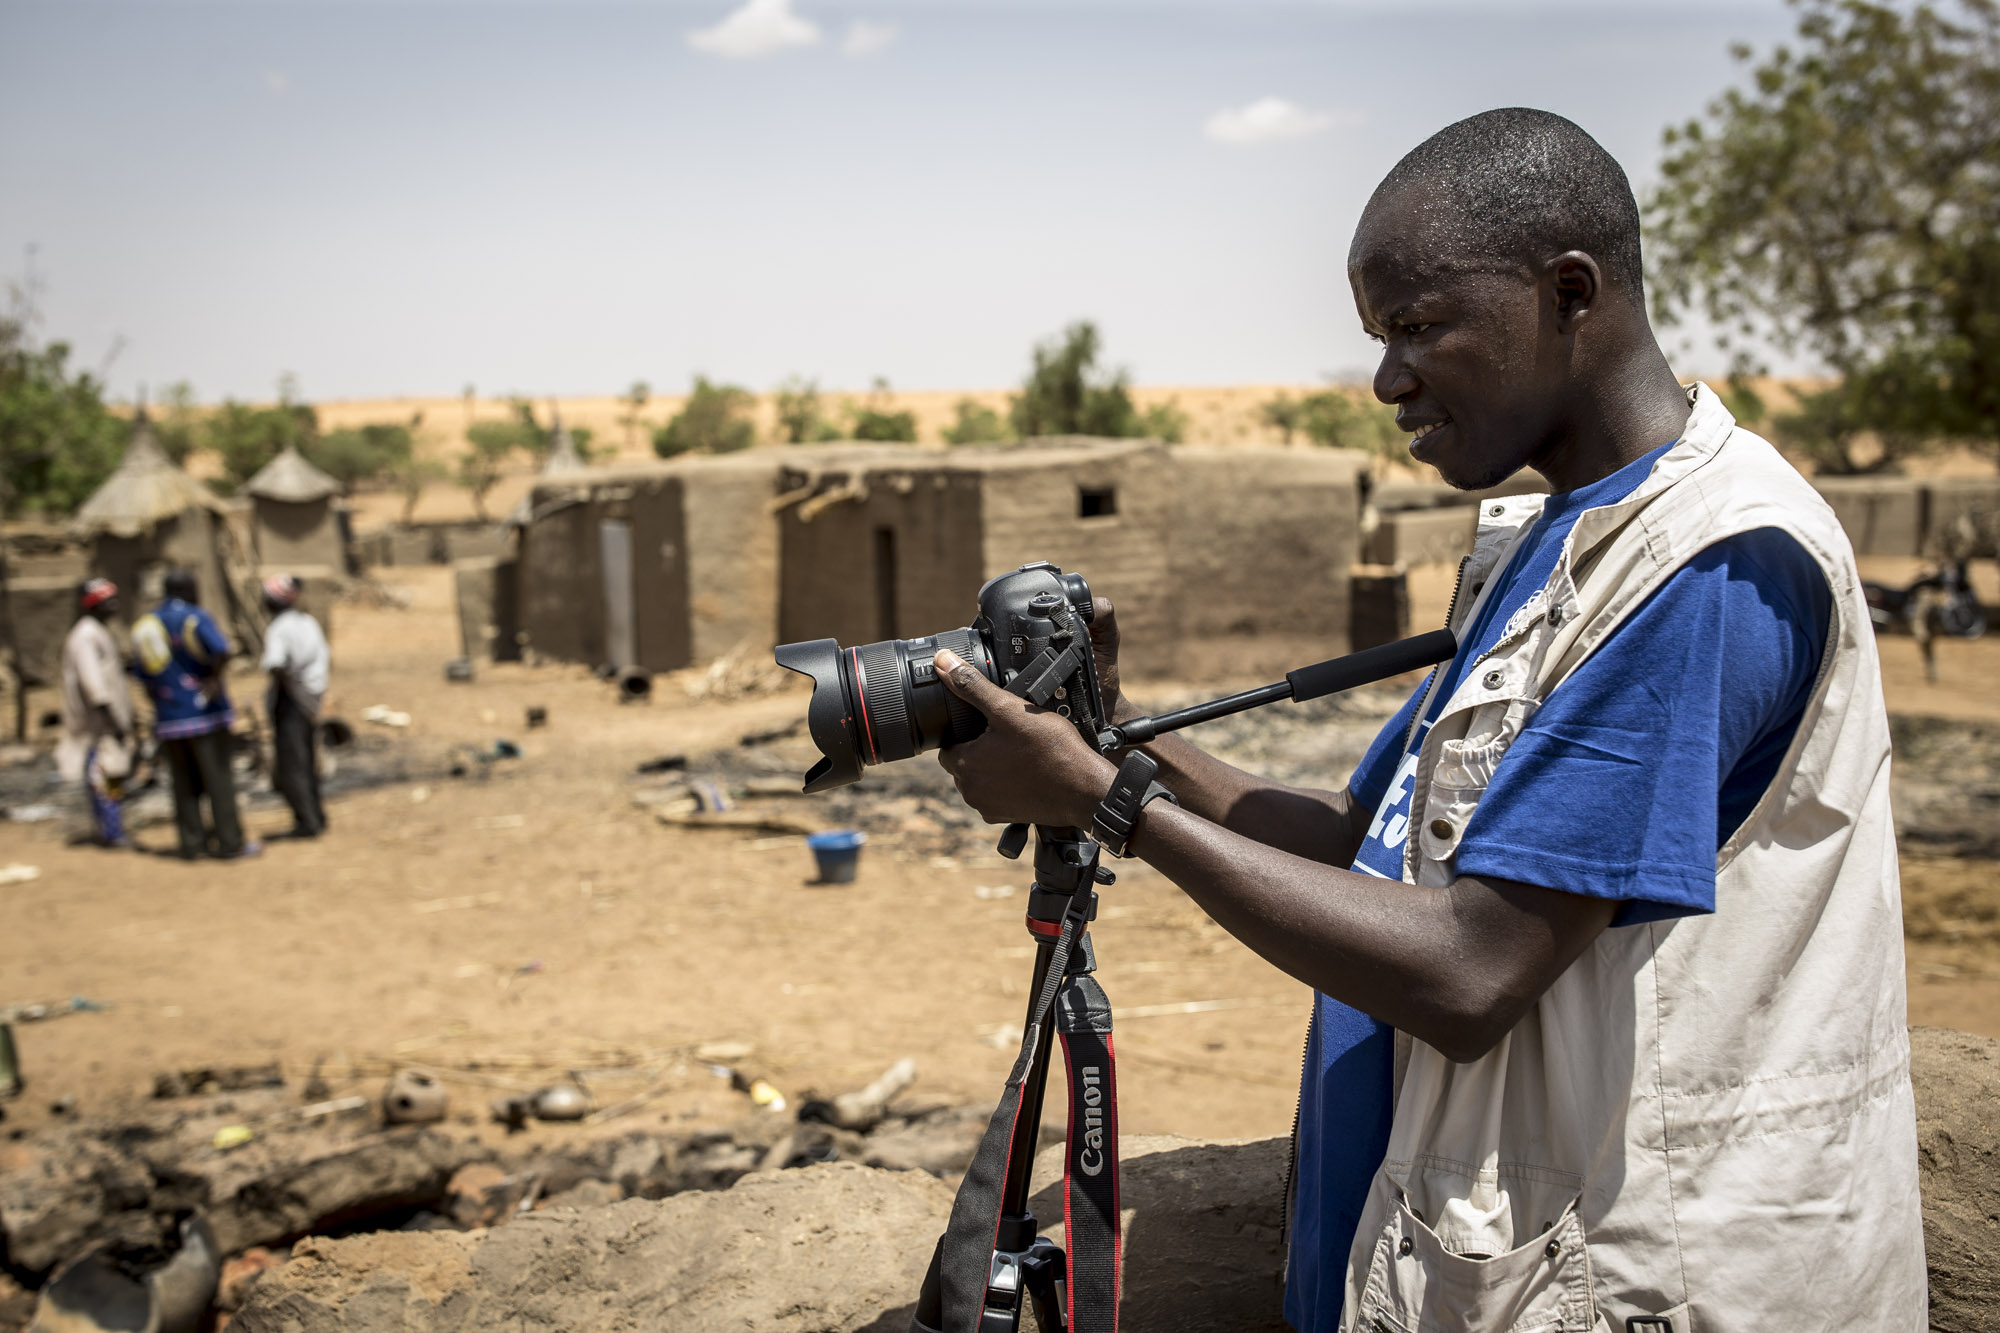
[774,561,1107,792]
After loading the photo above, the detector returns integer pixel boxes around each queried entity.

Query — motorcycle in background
[1862,560,1986,682]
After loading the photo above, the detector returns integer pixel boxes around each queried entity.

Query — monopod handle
[1285,627,1458,702]
[1102,628,1459,748]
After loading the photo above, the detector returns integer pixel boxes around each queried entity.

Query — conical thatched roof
[542,412,586,477]
[245,444,341,503]
[504,411,591,528]
[71,412,226,539]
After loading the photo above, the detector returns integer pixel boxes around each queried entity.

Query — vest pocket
[1355,1194,1595,1333]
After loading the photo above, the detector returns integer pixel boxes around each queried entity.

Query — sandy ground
[2,559,1996,1154]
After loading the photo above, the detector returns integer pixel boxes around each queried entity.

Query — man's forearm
[1124,801,1615,1061]
[1111,691,1365,866]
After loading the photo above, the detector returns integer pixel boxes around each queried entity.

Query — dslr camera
[774,561,1107,793]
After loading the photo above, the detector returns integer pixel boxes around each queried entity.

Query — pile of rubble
[0,1059,995,1332]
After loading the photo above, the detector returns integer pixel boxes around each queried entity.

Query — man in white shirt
[260,574,330,838]
[59,578,135,847]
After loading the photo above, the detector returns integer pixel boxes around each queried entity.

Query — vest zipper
[1278,553,1473,1268]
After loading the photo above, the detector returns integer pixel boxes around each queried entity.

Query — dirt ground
[2,559,1996,1157]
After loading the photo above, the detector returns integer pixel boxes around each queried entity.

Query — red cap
[79,578,117,611]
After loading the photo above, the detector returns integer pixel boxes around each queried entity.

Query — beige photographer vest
[1340,386,1926,1332]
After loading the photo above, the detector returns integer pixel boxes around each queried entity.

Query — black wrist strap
[1091,751,1175,858]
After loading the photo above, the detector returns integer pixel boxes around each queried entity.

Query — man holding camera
[933,109,1923,1331]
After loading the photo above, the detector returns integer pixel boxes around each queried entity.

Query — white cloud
[841,19,898,57]
[1203,97,1361,146]
[686,0,821,60]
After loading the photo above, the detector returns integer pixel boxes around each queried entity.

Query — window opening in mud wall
[1078,486,1118,519]
[874,525,898,640]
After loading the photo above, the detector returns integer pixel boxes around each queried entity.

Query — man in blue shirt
[925,107,1903,1331]
[133,569,261,860]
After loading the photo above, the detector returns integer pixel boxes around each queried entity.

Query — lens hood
[774,638,866,793]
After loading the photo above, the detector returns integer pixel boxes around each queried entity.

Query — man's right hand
[1088,596,1138,723]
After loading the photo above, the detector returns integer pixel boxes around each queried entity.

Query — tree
[847,377,918,442]
[654,376,755,457]
[457,422,520,520]
[1298,388,1404,466]
[307,419,415,489]
[1138,398,1189,443]
[619,380,651,453]
[1009,321,1145,439]
[389,455,447,523]
[153,381,202,465]
[1261,392,1304,445]
[1647,0,2000,472]
[773,375,840,443]
[0,271,126,515]
[205,397,319,490]
[943,397,1011,445]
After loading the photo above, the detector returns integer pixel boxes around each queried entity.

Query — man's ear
[1548,251,1600,333]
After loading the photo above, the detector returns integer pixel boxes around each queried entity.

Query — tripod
[910,627,1461,1333]
[913,822,1114,1333]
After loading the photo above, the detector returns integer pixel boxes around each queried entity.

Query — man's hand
[1085,597,1137,724]
[934,649,1118,829]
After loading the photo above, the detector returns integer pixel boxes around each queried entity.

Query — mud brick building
[774,440,1368,681]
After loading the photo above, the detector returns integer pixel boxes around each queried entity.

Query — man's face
[1348,194,1570,491]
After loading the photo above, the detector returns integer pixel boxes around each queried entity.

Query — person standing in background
[133,568,259,860]
[259,574,329,838]
[58,578,134,848]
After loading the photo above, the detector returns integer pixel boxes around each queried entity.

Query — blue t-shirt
[1283,444,1832,1332]
[133,597,236,740]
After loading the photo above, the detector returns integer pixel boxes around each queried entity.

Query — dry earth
[3,556,1995,1151]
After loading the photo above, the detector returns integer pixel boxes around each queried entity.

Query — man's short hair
[1360,107,1644,292]
[162,569,200,603]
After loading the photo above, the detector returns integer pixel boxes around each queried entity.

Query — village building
[244,444,347,574]
[70,411,245,631]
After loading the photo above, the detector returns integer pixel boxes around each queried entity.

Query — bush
[655,377,755,457]
[943,398,1011,445]
[847,378,917,443]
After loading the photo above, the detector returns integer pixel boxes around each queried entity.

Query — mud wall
[975,442,1176,675]
[776,452,987,646]
[679,455,781,663]
[252,498,345,573]
[1167,446,1363,681]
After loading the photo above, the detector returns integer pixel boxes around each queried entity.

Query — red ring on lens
[850,646,879,763]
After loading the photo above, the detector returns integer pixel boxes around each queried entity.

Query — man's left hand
[933,649,1118,829]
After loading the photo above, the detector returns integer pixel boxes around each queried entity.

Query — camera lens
[774,628,996,792]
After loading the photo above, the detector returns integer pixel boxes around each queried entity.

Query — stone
[539,1178,622,1211]
[231,1162,956,1332]
[1910,1025,2000,1332]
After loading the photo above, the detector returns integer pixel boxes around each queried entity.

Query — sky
[0,0,1803,404]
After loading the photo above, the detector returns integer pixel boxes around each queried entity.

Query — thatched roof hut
[243,445,346,572]
[71,412,226,540]
[69,413,239,627]
[244,445,340,504]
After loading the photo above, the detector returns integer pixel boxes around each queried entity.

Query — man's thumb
[934,649,1003,713]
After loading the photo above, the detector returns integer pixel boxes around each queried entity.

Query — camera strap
[924,903,1121,1333]
[1057,968,1119,1331]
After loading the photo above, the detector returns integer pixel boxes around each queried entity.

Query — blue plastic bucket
[807,830,867,884]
